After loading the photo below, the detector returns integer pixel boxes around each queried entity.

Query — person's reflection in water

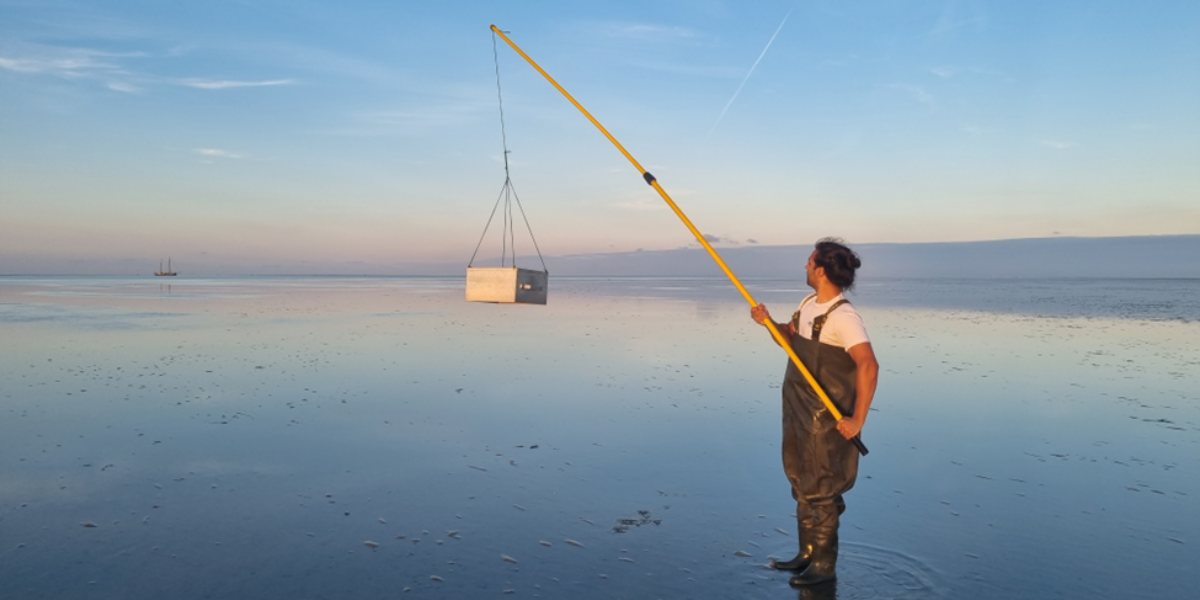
[796,580,838,600]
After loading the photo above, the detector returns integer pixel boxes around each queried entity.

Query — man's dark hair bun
[813,238,862,291]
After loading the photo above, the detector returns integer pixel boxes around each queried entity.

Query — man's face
[805,250,819,288]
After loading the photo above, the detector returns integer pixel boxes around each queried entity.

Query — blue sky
[2,1,1197,274]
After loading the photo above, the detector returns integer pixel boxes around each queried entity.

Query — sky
[1,0,1197,274]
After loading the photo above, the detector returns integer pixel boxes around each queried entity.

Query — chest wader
[772,298,858,587]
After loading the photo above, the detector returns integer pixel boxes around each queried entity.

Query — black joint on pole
[643,171,656,185]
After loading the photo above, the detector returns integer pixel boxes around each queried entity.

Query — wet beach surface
[2,276,1197,599]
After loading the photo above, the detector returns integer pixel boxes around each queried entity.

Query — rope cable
[506,185,517,267]
[508,186,517,266]
[468,180,511,267]
[492,31,512,179]
[506,180,549,272]
[504,184,511,265]
[466,29,547,272]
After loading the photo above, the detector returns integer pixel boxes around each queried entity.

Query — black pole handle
[851,435,869,456]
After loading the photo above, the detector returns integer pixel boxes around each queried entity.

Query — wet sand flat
[1,276,1197,599]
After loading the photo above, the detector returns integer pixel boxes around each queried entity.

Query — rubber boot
[770,507,813,571]
[789,504,838,587]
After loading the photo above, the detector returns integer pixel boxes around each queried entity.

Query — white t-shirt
[792,293,870,350]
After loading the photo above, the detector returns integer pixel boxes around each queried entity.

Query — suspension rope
[468,180,512,267]
[492,31,512,180]
[502,182,511,267]
[467,30,548,272]
[506,179,549,272]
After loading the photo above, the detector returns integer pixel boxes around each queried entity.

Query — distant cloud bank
[526,235,1200,279]
[2,236,1196,278]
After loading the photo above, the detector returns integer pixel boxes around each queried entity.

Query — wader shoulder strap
[811,299,850,343]
[790,293,819,333]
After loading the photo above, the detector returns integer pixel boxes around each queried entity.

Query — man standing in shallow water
[750,238,879,587]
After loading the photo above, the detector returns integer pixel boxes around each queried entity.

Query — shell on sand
[501,554,518,563]
[363,541,379,549]
[429,575,444,582]
[564,539,584,548]
[734,550,752,557]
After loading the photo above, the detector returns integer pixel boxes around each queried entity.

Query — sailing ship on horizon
[154,258,178,276]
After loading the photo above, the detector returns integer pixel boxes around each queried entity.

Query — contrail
[706,7,794,139]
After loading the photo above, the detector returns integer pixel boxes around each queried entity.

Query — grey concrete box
[465,267,548,304]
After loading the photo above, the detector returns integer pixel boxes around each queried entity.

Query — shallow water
[1,276,1197,599]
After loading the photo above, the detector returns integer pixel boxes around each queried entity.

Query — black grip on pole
[851,435,869,456]
[643,171,656,185]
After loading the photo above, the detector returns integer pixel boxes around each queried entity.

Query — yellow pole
[491,25,867,455]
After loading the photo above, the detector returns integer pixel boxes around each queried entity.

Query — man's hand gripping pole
[490,24,867,456]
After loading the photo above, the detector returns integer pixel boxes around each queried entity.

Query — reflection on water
[1,276,1196,599]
